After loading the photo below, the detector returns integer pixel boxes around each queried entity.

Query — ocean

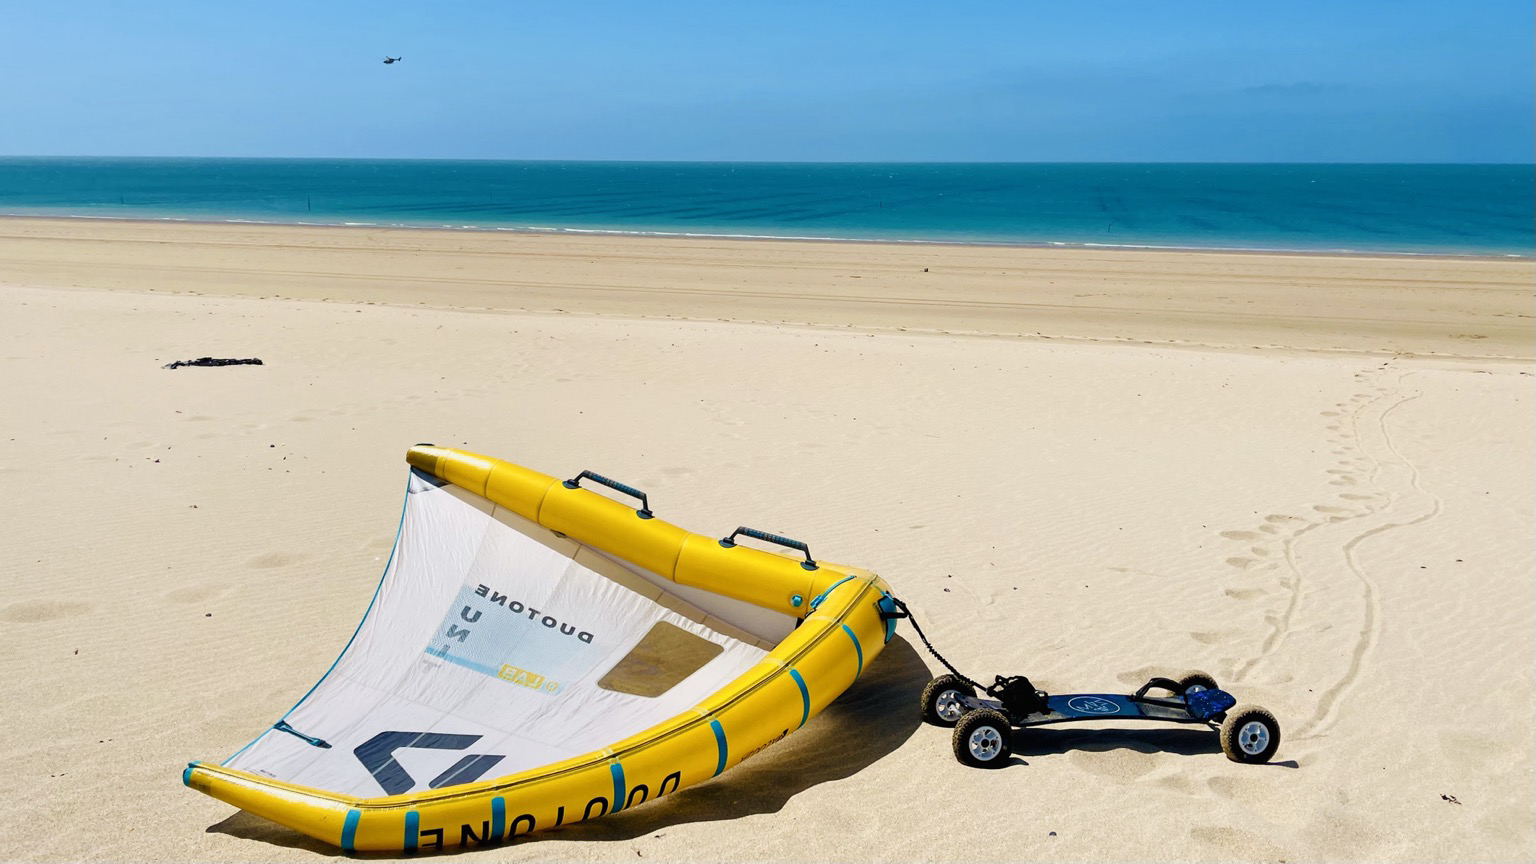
[0,158,1530,256]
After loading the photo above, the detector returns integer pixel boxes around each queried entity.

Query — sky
[1,1,1531,162]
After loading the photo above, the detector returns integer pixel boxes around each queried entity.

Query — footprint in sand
[164,584,226,604]
[1225,557,1259,570]
[1066,749,1158,780]
[1,599,92,623]
[1265,514,1306,525]
[1220,530,1261,541]
[245,552,304,569]
[357,535,394,553]
[1437,730,1507,772]
[1206,775,1274,808]
[1338,493,1373,501]
[1149,772,1199,796]
[1115,667,1165,687]
[1189,825,1286,858]
[1312,505,1349,514]
[1224,587,1264,600]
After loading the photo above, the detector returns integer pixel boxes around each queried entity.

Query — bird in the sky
[383,56,401,64]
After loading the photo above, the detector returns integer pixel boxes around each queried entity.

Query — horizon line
[3,154,1534,167]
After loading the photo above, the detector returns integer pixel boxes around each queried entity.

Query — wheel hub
[1238,720,1270,755]
[967,726,1003,761]
[935,690,965,722]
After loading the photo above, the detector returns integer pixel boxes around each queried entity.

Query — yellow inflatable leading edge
[183,445,895,852]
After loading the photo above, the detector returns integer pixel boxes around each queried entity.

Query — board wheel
[1176,670,1220,695]
[921,674,974,727]
[1220,704,1281,763]
[953,708,1012,768]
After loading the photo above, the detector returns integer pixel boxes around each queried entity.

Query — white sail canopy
[224,469,788,797]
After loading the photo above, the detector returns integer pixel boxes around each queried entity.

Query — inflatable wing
[183,446,894,852]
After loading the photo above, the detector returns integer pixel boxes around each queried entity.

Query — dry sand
[0,217,1532,862]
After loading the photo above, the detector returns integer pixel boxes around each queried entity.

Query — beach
[0,216,1531,861]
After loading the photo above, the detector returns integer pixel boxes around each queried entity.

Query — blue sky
[2,1,1531,161]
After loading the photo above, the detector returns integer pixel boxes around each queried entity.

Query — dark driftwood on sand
[163,357,264,369]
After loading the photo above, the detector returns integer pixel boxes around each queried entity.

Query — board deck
[956,692,1206,727]
[1027,693,1197,725]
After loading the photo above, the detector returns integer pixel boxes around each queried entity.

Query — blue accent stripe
[492,796,505,841]
[609,762,627,814]
[181,762,197,787]
[340,809,361,853]
[709,719,728,777]
[842,624,863,678]
[422,647,506,678]
[808,574,858,612]
[224,471,415,764]
[403,811,419,853]
[789,669,810,729]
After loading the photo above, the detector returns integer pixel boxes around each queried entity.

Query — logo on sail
[498,663,561,694]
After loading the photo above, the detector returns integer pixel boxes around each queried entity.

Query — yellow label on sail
[499,664,558,693]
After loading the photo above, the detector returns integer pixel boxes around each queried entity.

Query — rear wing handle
[719,526,819,571]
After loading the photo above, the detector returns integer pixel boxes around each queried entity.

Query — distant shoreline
[3,212,1528,261]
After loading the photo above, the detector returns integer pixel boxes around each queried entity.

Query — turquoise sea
[0,158,1530,256]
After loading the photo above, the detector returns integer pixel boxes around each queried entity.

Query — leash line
[888,596,981,692]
